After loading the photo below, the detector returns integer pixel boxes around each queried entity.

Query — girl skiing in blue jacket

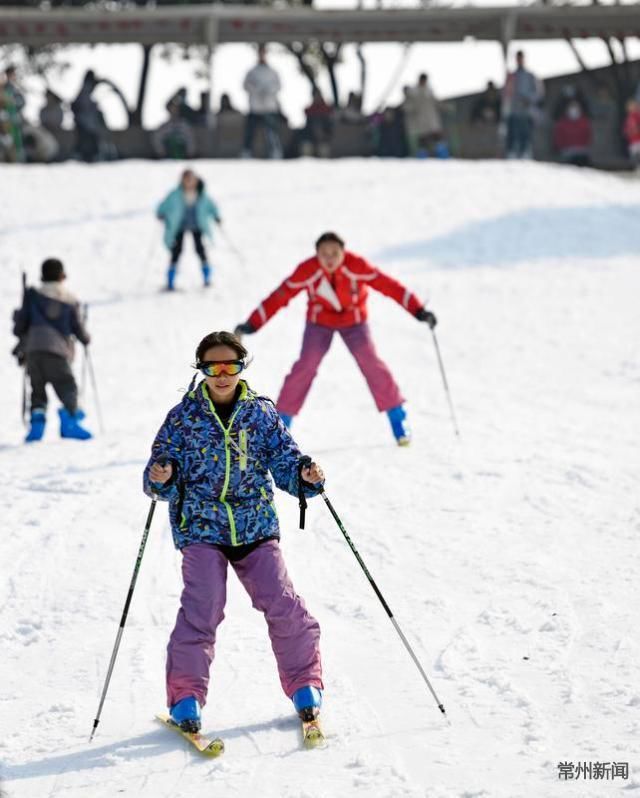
[156,169,221,291]
[144,330,325,734]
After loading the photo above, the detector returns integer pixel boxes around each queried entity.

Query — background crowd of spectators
[2,48,640,170]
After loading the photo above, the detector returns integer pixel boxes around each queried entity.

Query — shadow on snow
[374,205,640,269]
[2,716,301,782]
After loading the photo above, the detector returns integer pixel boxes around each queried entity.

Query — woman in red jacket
[235,232,436,445]
[623,98,640,170]
[552,101,592,167]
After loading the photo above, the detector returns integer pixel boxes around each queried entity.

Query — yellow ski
[156,713,224,758]
[302,717,326,749]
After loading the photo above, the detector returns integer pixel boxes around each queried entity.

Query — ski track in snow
[1,159,639,798]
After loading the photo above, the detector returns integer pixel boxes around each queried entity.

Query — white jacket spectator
[405,74,442,140]
[243,49,281,115]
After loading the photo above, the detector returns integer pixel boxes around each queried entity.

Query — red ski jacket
[247,252,424,330]
[553,115,592,152]
[623,109,640,146]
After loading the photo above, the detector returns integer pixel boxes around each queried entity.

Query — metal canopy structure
[0,4,639,48]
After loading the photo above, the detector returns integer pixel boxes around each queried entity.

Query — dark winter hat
[315,231,345,250]
[41,258,65,282]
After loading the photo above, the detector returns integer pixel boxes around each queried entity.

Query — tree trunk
[356,44,366,104]
[132,43,153,128]
[565,37,590,75]
[99,78,133,127]
[321,43,342,107]
[286,43,319,96]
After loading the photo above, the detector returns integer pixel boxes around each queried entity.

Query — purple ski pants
[166,540,323,708]
[276,321,404,416]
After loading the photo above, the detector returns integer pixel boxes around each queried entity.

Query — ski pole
[430,328,460,438]
[85,347,104,434]
[89,494,159,741]
[137,225,160,293]
[318,488,446,717]
[21,368,29,427]
[218,225,246,268]
[80,305,89,404]
[19,271,28,426]
[80,348,88,405]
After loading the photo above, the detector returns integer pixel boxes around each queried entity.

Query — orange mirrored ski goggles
[197,360,245,377]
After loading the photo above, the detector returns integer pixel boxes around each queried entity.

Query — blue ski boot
[25,408,46,443]
[387,405,411,446]
[167,264,177,291]
[278,411,293,429]
[202,263,212,287]
[58,408,92,440]
[170,696,201,732]
[292,685,322,721]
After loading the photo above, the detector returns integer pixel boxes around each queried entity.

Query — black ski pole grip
[298,456,312,530]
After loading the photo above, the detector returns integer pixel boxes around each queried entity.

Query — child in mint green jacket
[156,169,221,290]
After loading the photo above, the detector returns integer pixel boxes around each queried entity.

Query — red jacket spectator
[623,104,640,146]
[305,92,333,121]
[248,251,423,330]
[553,114,591,153]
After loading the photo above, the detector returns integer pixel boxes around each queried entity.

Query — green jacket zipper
[202,382,245,546]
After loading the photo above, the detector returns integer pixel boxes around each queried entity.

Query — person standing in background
[552,100,592,167]
[1,65,25,161]
[39,89,64,132]
[404,73,449,158]
[242,45,283,159]
[623,98,640,171]
[502,50,542,159]
[71,70,107,162]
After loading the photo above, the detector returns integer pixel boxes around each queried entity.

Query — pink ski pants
[166,540,323,708]
[276,321,404,416]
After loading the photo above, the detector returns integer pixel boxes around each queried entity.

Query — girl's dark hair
[315,231,345,250]
[196,331,248,363]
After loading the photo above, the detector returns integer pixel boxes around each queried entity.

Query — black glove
[416,307,437,329]
[234,322,255,337]
[11,341,25,366]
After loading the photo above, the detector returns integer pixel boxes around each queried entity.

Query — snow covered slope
[1,160,639,798]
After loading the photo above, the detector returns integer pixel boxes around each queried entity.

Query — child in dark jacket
[143,330,325,732]
[13,258,92,442]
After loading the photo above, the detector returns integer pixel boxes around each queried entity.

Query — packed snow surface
[1,159,639,798]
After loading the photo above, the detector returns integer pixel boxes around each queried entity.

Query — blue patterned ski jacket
[143,380,321,550]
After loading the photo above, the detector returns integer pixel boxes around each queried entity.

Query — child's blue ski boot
[387,405,411,446]
[25,408,46,443]
[202,263,212,287]
[59,408,92,440]
[170,696,201,733]
[292,685,322,721]
[167,264,177,291]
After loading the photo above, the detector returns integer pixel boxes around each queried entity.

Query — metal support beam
[0,4,638,48]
